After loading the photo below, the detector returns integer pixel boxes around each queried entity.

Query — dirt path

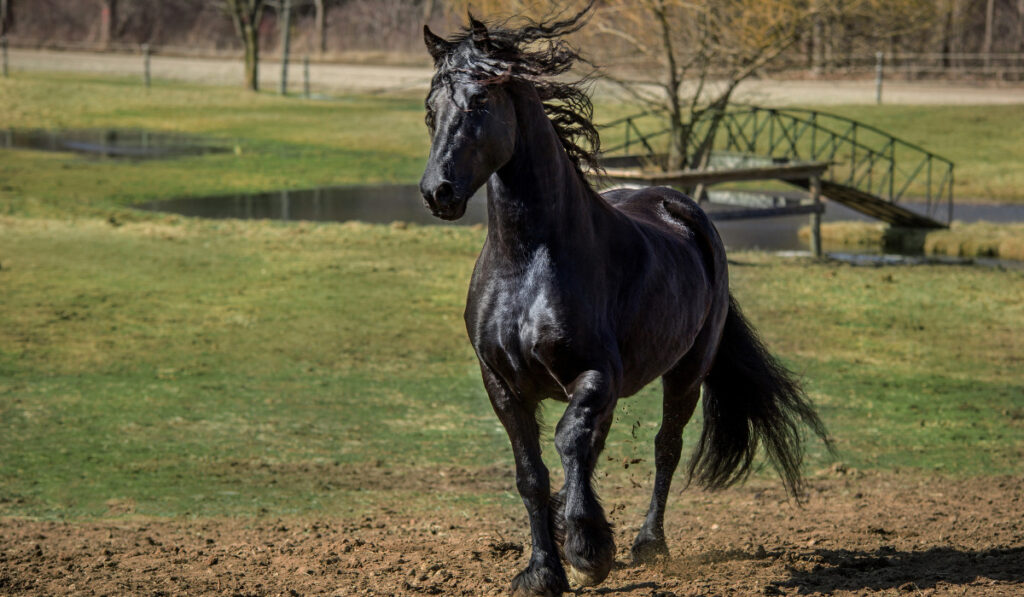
[2,470,1021,596]
[8,48,1024,104]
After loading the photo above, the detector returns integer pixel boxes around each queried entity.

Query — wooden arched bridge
[597,106,954,230]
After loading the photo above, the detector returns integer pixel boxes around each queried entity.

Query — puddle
[136,184,811,251]
[136,184,489,228]
[136,184,1024,256]
[0,128,229,159]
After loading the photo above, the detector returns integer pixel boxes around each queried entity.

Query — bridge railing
[700,107,954,223]
[599,106,955,225]
[597,112,669,158]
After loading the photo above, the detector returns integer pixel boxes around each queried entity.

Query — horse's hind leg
[631,320,727,562]
[630,369,702,564]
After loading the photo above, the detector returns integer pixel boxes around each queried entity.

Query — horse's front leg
[555,369,618,588]
[480,363,569,597]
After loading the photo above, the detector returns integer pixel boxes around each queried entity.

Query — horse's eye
[425,109,436,131]
[469,94,489,110]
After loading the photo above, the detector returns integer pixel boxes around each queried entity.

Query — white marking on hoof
[566,564,601,588]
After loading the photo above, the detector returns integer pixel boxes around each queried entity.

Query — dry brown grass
[799,221,1024,260]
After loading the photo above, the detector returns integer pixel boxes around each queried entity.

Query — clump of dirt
[1,472,1022,596]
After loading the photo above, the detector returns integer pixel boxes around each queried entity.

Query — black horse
[419,9,829,597]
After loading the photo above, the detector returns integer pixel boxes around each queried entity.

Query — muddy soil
[2,469,1022,596]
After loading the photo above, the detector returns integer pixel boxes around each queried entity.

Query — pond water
[0,128,228,159]
[136,184,1023,254]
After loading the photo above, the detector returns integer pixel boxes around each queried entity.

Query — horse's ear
[423,25,452,62]
[468,14,490,48]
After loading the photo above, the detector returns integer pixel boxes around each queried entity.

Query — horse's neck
[485,91,602,261]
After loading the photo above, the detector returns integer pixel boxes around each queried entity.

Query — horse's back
[601,185,724,280]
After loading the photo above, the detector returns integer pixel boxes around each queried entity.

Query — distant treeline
[2,0,1023,78]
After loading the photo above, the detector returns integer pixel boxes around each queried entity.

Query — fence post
[1,36,8,78]
[279,0,292,95]
[874,51,884,105]
[142,44,151,88]
[809,174,823,258]
[303,55,310,99]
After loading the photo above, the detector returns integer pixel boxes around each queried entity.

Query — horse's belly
[615,266,714,396]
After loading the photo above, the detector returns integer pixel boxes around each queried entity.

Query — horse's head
[419,19,518,221]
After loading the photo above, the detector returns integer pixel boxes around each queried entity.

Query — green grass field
[1,72,1023,221]
[1,73,1022,521]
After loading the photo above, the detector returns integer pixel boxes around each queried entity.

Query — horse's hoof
[631,536,669,565]
[563,517,614,587]
[565,563,604,588]
[511,586,559,597]
[509,560,569,597]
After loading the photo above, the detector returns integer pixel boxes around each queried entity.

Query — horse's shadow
[769,546,1024,594]
[591,546,1024,595]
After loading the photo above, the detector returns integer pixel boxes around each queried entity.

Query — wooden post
[142,43,151,88]
[303,55,310,99]
[809,174,823,257]
[875,51,883,105]
[100,0,116,50]
[313,0,326,55]
[811,0,824,76]
[279,0,291,95]
[1,36,7,78]
[983,0,995,72]
[0,0,9,38]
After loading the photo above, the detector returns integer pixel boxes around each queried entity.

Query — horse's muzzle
[420,179,467,221]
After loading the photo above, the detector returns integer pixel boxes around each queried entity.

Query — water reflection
[138,184,489,227]
[135,184,1024,253]
[0,128,228,159]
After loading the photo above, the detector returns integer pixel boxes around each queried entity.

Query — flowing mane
[429,5,601,174]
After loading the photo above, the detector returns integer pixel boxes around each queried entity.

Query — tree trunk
[313,0,325,55]
[100,0,116,49]
[667,114,687,171]
[226,0,265,91]
[0,0,9,37]
[811,7,823,75]
[279,0,291,95]
[941,0,953,69]
[1018,0,1024,79]
[983,0,994,70]
[244,23,258,91]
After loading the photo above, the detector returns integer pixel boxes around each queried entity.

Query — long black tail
[687,294,832,497]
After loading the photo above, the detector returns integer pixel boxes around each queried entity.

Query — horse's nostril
[433,182,454,204]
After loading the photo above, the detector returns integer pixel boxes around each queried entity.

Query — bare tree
[224,0,268,90]
[1019,0,1024,63]
[0,0,11,37]
[99,0,116,48]
[312,0,325,53]
[592,0,810,170]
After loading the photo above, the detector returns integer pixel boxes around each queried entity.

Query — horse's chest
[469,275,571,397]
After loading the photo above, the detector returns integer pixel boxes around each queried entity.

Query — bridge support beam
[809,174,823,258]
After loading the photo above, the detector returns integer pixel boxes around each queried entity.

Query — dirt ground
[1,467,1022,596]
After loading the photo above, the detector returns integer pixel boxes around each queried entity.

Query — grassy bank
[0,73,430,219]
[1,73,1023,221]
[1,218,1021,520]
[800,221,1024,261]
[1,73,1022,521]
